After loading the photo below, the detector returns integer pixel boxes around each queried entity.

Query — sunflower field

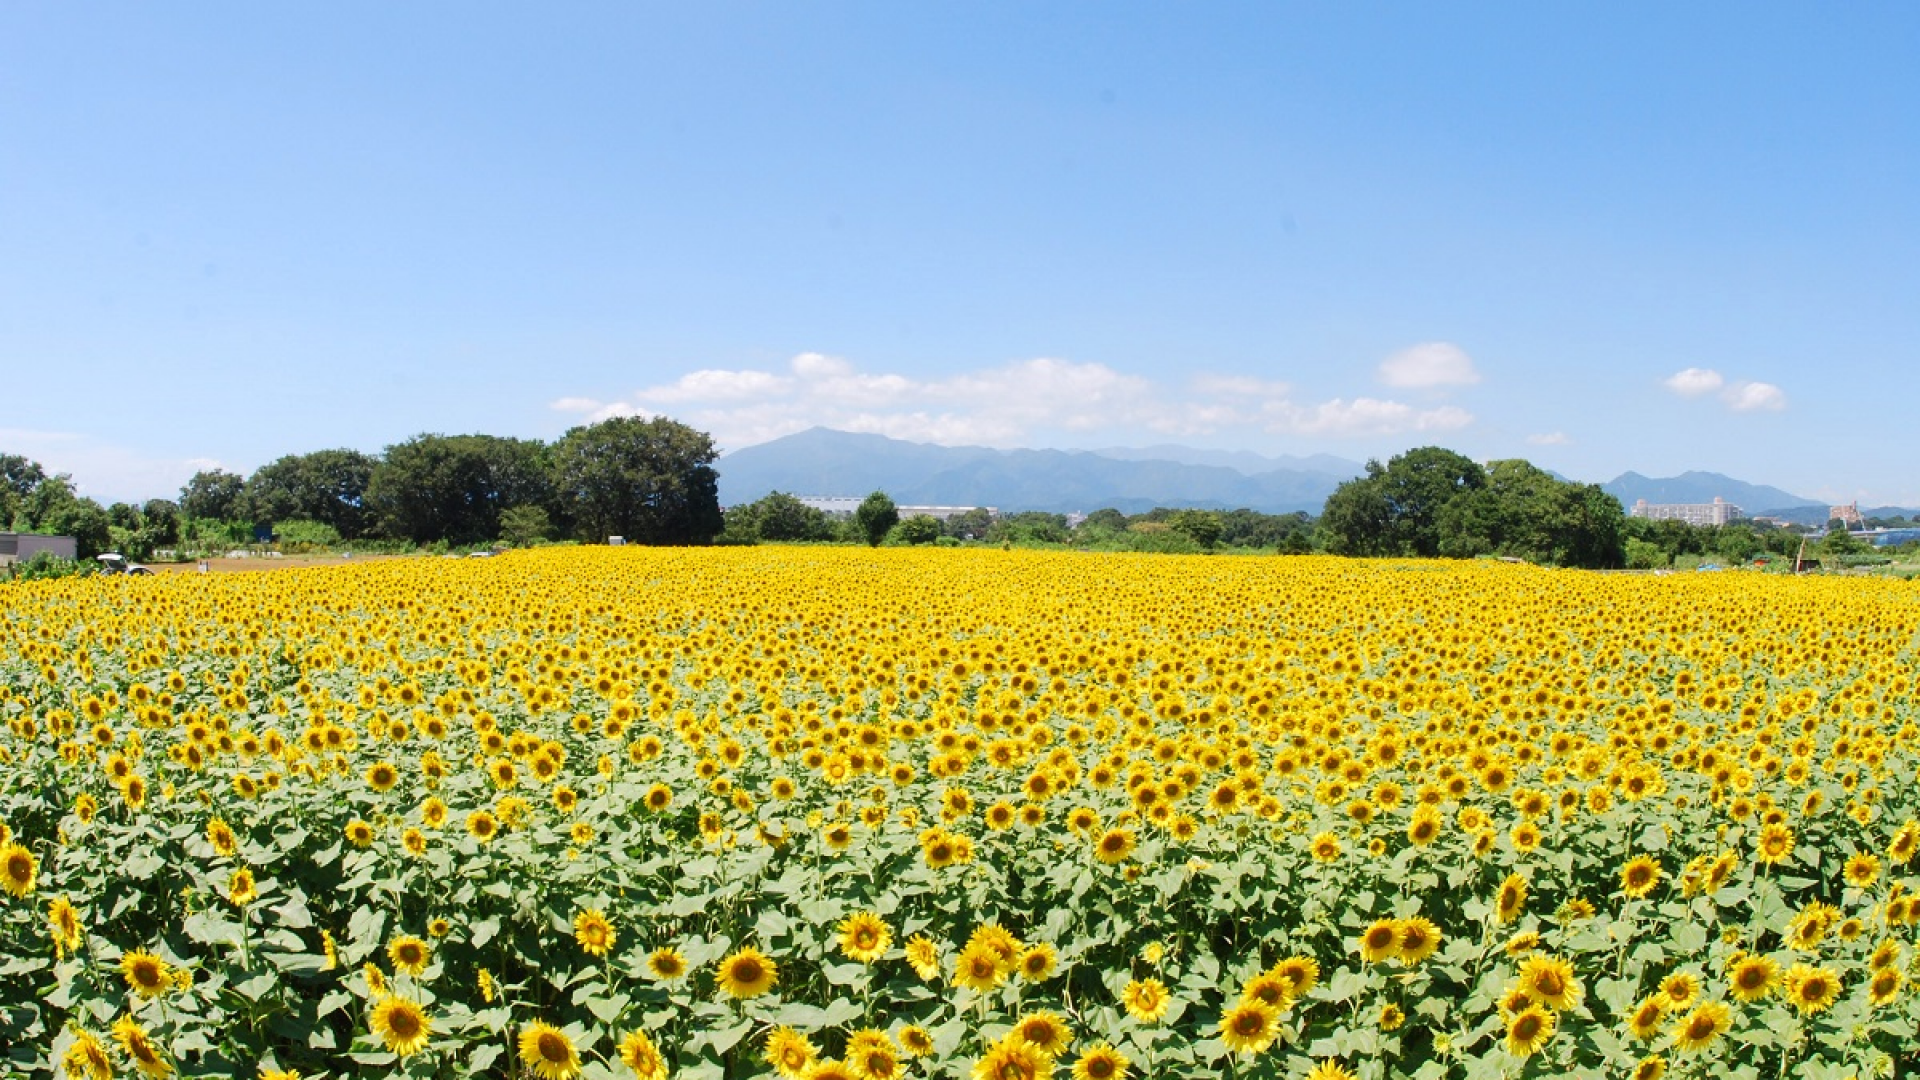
[3,548,1919,1080]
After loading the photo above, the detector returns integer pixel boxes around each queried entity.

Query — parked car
[96,553,155,576]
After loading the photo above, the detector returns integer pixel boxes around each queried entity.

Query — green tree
[245,449,379,539]
[1166,509,1225,550]
[893,515,943,545]
[550,417,723,545]
[141,500,182,547]
[1318,468,1394,557]
[1435,460,1625,568]
[180,469,249,522]
[367,434,553,545]
[736,492,835,542]
[1,454,49,527]
[988,512,1070,545]
[944,507,995,541]
[499,505,552,548]
[853,492,900,548]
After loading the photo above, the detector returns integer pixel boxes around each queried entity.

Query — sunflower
[122,950,173,998]
[1070,1043,1129,1080]
[1755,822,1795,865]
[954,941,1006,993]
[838,911,891,964]
[1309,831,1341,862]
[1240,971,1293,1009]
[647,946,687,981]
[1619,856,1662,898]
[574,909,616,957]
[1669,1000,1730,1054]
[1019,943,1058,981]
[1271,955,1320,998]
[62,1029,114,1080]
[1358,919,1400,963]
[1656,972,1698,1011]
[1093,827,1135,864]
[1304,1062,1358,1080]
[206,818,238,857]
[619,1030,668,1080]
[1504,1005,1555,1058]
[369,996,432,1056]
[1,842,37,898]
[47,896,83,955]
[1727,955,1778,1002]
[1868,966,1903,1007]
[519,1021,581,1080]
[1121,978,1170,1023]
[1494,873,1527,925]
[387,935,430,976]
[228,869,257,907]
[1395,917,1441,965]
[1633,1055,1667,1080]
[1011,1011,1072,1057]
[344,820,375,848]
[764,1027,818,1080]
[366,761,399,792]
[897,1025,935,1058]
[716,946,778,998]
[466,811,498,842]
[1219,1000,1280,1054]
[848,1040,899,1080]
[905,934,942,981]
[1517,954,1582,1011]
[1783,964,1840,1015]
[112,1017,171,1078]
[971,1037,1050,1080]
[1378,1003,1405,1031]
[1845,852,1881,888]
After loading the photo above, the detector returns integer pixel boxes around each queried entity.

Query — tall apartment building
[1628,497,1743,527]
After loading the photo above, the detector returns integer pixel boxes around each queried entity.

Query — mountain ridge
[716,428,1836,518]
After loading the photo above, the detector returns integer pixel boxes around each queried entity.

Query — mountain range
[715,428,1851,518]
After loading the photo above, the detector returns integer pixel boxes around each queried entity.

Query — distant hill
[716,431,1857,520]
[715,428,1355,514]
[1603,471,1822,515]
[1089,444,1364,478]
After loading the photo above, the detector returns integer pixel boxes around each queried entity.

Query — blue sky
[3,4,1916,506]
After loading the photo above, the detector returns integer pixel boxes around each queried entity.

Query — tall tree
[549,417,723,545]
[180,469,249,522]
[1321,448,1486,558]
[367,434,553,545]
[853,492,899,548]
[245,449,379,538]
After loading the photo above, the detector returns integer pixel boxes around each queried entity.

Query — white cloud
[1661,368,1787,413]
[1663,367,1725,397]
[1526,431,1571,446]
[1260,399,1474,438]
[555,353,1476,450]
[1721,381,1787,412]
[1377,343,1481,389]
[0,428,228,504]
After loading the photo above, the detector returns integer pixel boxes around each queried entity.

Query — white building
[1629,497,1743,527]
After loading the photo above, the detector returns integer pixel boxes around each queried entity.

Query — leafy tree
[1318,469,1395,557]
[734,492,835,543]
[367,434,554,546]
[943,507,995,541]
[180,469,249,522]
[1435,460,1624,568]
[1077,508,1128,535]
[1217,509,1314,550]
[499,505,552,548]
[893,515,943,546]
[1625,538,1668,570]
[988,512,1070,545]
[853,492,900,548]
[550,417,722,546]
[1166,509,1224,550]
[141,500,182,547]
[245,449,379,539]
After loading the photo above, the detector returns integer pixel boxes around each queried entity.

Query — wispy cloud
[1662,368,1787,412]
[554,351,1478,450]
[1377,343,1481,389]
[1526,431,1571,446]
[0,428,224,503]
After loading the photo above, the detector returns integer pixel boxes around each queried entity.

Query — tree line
[3,417,724,560]
[5,424,1877,572]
